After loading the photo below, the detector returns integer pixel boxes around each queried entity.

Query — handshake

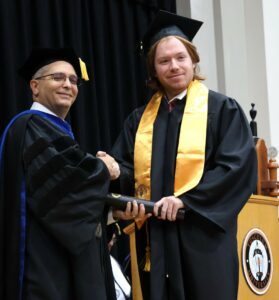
[96,151,120,180]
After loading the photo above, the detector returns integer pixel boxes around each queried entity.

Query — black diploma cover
[106,193,186,220]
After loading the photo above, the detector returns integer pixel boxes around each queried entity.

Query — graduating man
[0,48,118,300]
[101,11,258,300]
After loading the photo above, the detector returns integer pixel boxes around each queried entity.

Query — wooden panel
[237,195,279,299]
[255,139,270,195]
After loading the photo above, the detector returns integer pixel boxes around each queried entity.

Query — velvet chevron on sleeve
[0,114,116,300]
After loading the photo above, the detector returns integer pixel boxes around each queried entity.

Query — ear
[30,79,39,97]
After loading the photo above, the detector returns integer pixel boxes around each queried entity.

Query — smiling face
[30,61,78,119]
[154,36,195,100]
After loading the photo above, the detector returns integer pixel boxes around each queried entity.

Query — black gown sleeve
[110,107,145,196]
[23,116,110,255]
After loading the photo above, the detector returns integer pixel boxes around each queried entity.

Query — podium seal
[242,228,273,295]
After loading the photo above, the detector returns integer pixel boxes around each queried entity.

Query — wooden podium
[237,109,279,298]
[237,194,279,299]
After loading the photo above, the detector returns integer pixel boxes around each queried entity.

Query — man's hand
[112,200,151,221]
[96,151,120,180]
[153,196,184,221]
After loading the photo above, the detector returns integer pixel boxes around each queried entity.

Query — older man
[0,48,117,300]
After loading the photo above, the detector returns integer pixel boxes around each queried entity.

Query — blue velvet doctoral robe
[0,112,116,300]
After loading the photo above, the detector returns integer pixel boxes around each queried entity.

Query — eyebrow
[157,51,187,58]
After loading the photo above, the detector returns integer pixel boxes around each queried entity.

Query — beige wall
[176,0,279,153]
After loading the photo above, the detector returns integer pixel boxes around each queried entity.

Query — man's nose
[170,59,179,70]
[63,77,72,87]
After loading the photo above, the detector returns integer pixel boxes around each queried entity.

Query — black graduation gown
[111,90,257,300]
[0,113,116,300]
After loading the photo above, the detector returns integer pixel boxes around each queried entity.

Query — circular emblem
[242,228,273,295]
[135,184,148,198]
[268,146,278,159]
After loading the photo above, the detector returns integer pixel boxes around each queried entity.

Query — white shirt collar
[168,90,187,103]
[30,102,59,118]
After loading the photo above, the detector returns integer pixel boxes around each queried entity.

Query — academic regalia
[111,90,257,300]
[0,112,116,300]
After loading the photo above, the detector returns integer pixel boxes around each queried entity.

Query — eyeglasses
[34,72,81,86]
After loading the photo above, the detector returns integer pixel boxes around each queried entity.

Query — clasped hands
[96,151,184,221]
[96,151,120,180]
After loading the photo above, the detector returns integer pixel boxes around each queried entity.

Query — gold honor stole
[124,80,208,300]
[135,79,208,199]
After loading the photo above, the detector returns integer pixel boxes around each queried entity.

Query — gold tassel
[143,222,151,272]
[123,222,143,300]
[143,245,151,272]
[78,58,89,81]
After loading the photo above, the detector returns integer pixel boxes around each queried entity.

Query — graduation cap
[142,10,203,55]
[18,47,89,82]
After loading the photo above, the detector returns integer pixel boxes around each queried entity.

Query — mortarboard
[18,47,89,82]
[142,10,203,55]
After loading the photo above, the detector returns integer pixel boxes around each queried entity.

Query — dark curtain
[0,0,176,153]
